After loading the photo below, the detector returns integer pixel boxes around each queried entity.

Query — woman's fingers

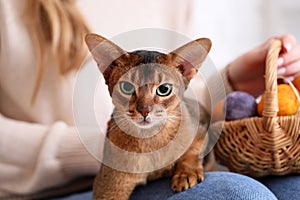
[279,44,300,66]
[282,59,300,77]
[280,34,297,53]
[275,34,300,77]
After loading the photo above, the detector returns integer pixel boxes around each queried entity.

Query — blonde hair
[23,0,90,103]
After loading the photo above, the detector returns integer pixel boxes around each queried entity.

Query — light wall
[193,0,300,68]
[77,0,300,69]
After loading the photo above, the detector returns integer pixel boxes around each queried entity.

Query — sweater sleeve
[0,113,102,198]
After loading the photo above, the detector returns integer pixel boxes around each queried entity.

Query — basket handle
[262,39,282,132]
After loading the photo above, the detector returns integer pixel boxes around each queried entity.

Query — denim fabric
[130,172,277,200]
[258,174,300,200]
[53,172,299,200]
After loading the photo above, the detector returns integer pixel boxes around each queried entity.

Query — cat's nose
[137,104,153,117]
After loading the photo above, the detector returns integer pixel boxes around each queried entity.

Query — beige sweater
[0,0,232,199]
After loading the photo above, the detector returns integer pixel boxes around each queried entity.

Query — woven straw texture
[214,40,300,177]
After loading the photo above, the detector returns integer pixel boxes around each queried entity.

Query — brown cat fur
[85,33,213,200]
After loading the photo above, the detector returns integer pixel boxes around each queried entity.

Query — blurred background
[78,0,300,69]
[193,0,300,68]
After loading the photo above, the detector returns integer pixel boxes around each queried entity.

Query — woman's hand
[227,34,300,97]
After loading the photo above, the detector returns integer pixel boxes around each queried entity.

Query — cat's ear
[85,33,127,73]
[168,38,212,81]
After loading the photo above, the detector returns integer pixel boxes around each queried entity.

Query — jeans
[53,172,300,200]
[258,175,300,200]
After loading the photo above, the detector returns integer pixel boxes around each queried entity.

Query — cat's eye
[156,83,173,97]
[120,81,135,95]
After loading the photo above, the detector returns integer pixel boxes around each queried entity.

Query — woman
[0,0,299,199]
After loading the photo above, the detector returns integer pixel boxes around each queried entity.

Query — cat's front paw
[171,167,204,192]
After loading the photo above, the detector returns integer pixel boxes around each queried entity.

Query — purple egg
[223,91,257,121]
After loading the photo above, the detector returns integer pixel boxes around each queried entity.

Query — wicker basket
[213,39,300,177]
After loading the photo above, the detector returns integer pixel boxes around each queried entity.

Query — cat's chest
[107,120,179,153]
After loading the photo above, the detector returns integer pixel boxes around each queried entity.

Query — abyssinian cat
[85,33,214,200]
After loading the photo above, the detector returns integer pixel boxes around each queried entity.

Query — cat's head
[85,34,211,133]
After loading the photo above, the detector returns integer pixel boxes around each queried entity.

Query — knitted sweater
[0,0,232,199]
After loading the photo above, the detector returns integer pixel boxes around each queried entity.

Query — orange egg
[212,99,225,121]
[257,84,299,116]
[292,75,300,92]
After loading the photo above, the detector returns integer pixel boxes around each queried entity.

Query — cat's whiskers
[166,114,190,126]
[113,110,128,115]
[112,113,126,117]
[112,115,128,121]
[109,114,131,130]
[166,111,182,119]
[109,120,127,130]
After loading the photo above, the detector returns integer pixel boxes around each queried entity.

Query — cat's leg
[171,133,207,192]
[93,165,145,200]
[203,150,216,172]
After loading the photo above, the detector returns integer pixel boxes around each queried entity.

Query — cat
[85,33,214,200]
